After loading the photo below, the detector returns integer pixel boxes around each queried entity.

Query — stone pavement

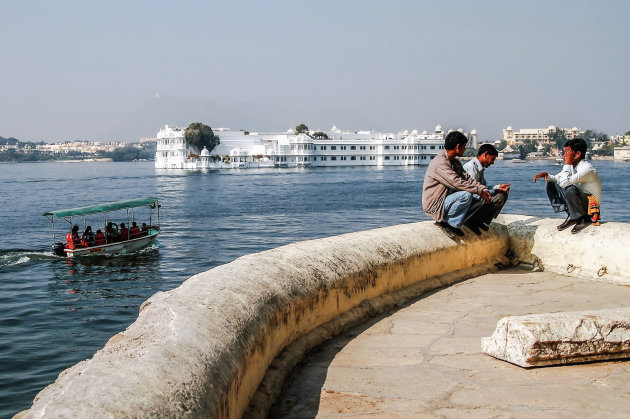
[271,268,630,418]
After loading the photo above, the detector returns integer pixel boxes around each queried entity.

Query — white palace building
[155,125,478,170]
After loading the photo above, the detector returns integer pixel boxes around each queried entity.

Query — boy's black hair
[566,138,587,158]
[444,131,468,150]
[477,143,498,157]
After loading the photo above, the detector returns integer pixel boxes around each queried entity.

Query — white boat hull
[64,232,159,258]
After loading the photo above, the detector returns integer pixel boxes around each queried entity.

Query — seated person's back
[120,223,129,241]
[82,226,95,247]
[130,222,141,239]
[94,229,106,245]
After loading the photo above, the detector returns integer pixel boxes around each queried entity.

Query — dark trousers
[546,182,588,220]
[464,191,508,226]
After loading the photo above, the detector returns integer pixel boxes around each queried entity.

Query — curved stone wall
[18,215,630,418]
[501,214,630,284]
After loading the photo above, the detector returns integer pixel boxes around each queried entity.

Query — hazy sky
[2,0,629,142]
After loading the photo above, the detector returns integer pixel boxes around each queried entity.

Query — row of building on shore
[155,124,479,170]
[155,123,630,170]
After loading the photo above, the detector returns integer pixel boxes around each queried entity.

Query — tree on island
[517,139,538,159]
[598,142,615,156]
[312,131,329,140]
[185,122,220,153]
[295,123,309,135]
[582,129,609,150]
[463,147,477,157]
[548,127,568,151]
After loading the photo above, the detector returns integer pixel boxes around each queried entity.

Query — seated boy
[533,138,601,234]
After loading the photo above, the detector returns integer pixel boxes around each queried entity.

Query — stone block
[481,308,630,367]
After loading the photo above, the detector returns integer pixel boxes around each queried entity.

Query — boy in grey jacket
[422,131,491,236]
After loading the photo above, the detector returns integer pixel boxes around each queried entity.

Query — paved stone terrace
[271,268,630,418]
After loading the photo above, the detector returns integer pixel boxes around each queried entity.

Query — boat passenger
[129,221,141,239]
[120,223,129,241]
[94,229,106,246]
[66,225,83,249]
[141,223,148,236]
[105,222,118,243]
[82,226,95,247]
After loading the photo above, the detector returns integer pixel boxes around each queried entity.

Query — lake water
[1,159,629,416]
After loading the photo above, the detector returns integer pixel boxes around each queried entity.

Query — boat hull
[63,232,159,258]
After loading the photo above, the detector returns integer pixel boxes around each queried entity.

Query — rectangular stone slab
[481,308,630,368]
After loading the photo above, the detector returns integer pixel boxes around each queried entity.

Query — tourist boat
[43,197,161,258]
[510,159,527,163]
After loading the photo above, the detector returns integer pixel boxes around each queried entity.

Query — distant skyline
[2,1,629,142]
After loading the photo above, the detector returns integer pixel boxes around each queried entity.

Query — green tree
[517,139,538,159]
[312,131,329,140]
[111,146,140,161]
[463,147,477,157]
[185,122,220,153]
[496,140,507,150]
[548,127,567,150]
[295,123,309,135]
[582,129,612,150]
[598,142,615,156]
[543,143,553,155]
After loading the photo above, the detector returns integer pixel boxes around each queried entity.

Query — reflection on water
[2,160,630,416]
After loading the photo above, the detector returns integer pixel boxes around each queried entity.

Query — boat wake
[0,249,57,270]
[0,244,160,271]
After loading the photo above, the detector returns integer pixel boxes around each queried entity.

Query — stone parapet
[18,221,509,418]
[500,215,630,284]
[17,215,630,418]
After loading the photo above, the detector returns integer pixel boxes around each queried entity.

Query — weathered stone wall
[500,215,630,284]
[18,222,509,418]
[18,215,630,418]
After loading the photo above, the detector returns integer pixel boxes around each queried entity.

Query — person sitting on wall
[81,226,95,247]
[94,229,106,246]
[462,144,511,233]
[422,131,492,237]
[119,223,129,241]
[533,138,602,234]
[129,222,141,239]
[66,225,83,249]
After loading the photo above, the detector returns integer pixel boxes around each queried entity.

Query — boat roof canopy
[43,197,159,218]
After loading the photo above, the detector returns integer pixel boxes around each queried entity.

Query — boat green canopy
[43,197,159,218]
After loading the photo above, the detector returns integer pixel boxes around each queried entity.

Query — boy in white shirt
[533,138,602,234]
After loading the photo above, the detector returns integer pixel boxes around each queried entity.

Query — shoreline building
[502,126,583,146]
[155,124,479,170]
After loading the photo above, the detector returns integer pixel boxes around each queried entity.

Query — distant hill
[0,136,19,145]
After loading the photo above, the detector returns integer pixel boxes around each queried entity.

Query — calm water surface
[1,159,628,416]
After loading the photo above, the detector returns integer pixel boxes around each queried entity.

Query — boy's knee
[459,191,473,203]
[563,185,580,196]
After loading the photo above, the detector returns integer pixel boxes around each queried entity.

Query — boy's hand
[533,172,548,182]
